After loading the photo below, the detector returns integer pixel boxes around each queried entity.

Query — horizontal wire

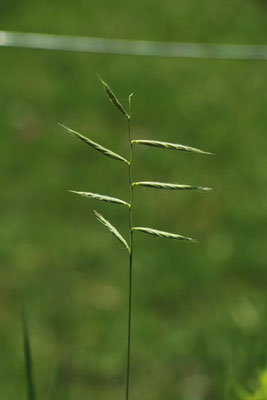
[1,30,267,61]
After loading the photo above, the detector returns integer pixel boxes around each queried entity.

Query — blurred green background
[1,1,267,399]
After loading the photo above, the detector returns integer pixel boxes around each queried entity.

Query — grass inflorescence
[61,77,212,400]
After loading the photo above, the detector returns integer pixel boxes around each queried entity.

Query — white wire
[1,30,267,61]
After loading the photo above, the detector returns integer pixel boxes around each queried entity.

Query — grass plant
[22,311,36,400]
[22,311,58,400]
[60,77,212,399]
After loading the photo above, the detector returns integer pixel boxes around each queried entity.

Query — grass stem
[126,94,134,400]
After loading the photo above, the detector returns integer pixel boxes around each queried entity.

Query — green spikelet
[59,124,129,165]
[98,76,129,118]
[94,210,130,252]
[132,139,212,155]
[132,226,197,243]
[132,181,212,191]
[70,190,130,207]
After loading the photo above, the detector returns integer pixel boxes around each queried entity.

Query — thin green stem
[126,94,134,400]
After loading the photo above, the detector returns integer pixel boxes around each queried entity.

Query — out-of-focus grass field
[1,1,267,399]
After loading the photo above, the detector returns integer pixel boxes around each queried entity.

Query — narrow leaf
[132,227,197,243]
[94,210,130,252]
[98,76,129,118]
[59,124,129,165]
[48,366,60,400]
[132,181,212,191]
[131,139,212,155]
[70,190,130,207]
[22,311,36,400]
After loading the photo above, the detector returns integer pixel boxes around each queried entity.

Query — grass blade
[132,226,197,243]
[22,311,36,400]
[131,139,212,155]
[70,190,130,207]
[48,366,59,400]
[94,210,130,252]
[132,181,212,191]
[59,124,129,165]
[98,76,129,119]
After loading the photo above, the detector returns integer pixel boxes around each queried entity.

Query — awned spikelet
[59,123,129,165]
[131,139,212,155]
[132,181,212,191]
[94,210,130,253]
[132,226,197,243]
[70,190,130,207]
[98,76,130,119]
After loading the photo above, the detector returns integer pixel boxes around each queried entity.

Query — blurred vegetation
[1,1,267,399]
[238,369,267,400]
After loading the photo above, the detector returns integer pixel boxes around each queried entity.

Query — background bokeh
[1,1,267,399]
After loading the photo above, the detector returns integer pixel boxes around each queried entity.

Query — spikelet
[131,139,212,155]
[132,227,197,243]
[70,190,130,207]
[59,124,129,165]
[98,76,129,119]
[132,181,212,191]
[94,211,130,252]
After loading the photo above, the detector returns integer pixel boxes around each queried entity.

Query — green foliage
[238,369,267,400]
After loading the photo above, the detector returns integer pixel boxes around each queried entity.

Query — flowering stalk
[61,77,212,400]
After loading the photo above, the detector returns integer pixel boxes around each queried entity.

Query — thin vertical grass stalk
[22,310,36,400]
[126,93,134,400]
